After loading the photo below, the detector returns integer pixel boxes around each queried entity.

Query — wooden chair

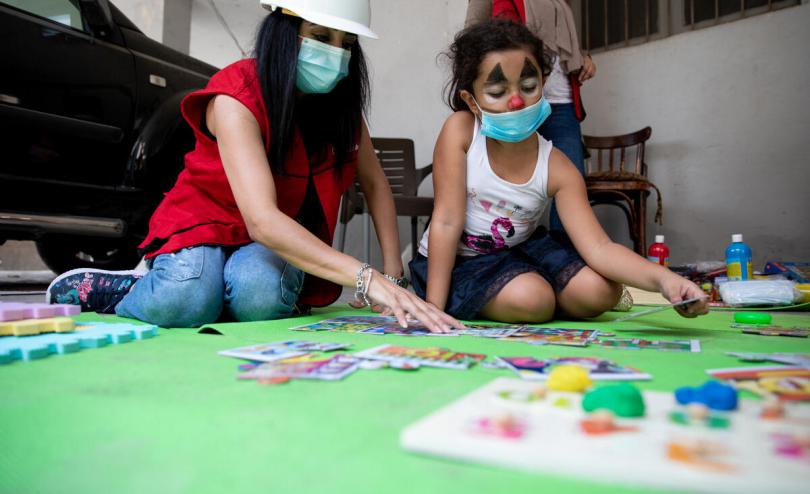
[335,138,434,261]
[583,127,662,256]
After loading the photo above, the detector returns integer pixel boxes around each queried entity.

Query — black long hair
[444,19,552,112]
[254,10,370,174]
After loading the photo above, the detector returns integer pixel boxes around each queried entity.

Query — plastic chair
[335,138,434,262]
[583,127,662,256]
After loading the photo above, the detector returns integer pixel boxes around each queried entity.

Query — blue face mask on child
[474,97,552,143]
[296,37,351,94]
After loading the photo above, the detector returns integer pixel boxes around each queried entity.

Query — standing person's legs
[223,242,304,322]
[538,103,585,232]
[116,246,227,327]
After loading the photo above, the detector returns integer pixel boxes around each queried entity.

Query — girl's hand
[364,271,464,333]
[658,274,709,318]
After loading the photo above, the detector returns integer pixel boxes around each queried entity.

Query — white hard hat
[261,0,378,39]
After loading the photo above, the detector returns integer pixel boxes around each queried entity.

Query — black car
[0,0,217,272]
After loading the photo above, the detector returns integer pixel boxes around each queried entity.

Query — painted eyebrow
[520,58,539,78]
[484,64,506,84]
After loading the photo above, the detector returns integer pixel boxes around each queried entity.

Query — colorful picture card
[454,324,521,338]
[734,324,809,338]
[506,327,600,347]
[499,356,651,381]
[726,352,810,368]
[218,340,351,362]
[239,354,360,381]
[598,338,701,353]
[706,365,810,401]
[358,322,457,337]
[290,321,378,333]
[291,316,453,336]
[354,344,486,370]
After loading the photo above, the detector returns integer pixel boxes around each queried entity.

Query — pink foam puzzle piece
[0,302,59,320]
[51,304,80,316]
[0,303,25,322]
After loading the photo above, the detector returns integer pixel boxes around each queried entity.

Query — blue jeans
[116,243,304,327]
[538,103,585,232]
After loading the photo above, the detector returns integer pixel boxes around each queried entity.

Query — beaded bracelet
[382,273,409,289]
[355,263,373,307]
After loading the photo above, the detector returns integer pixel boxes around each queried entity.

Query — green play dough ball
[582,383,645,418]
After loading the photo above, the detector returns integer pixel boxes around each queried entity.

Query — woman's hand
[658,274,709,318]
[362,271,464,333]
[579,55,596,82]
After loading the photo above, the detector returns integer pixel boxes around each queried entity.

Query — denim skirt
[409,226,586,320]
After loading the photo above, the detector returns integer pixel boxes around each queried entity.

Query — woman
[465,0,595,232]
[47,0,460,332]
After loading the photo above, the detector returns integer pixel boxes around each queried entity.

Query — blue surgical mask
[474,97,552,143]
[296,37,351,94]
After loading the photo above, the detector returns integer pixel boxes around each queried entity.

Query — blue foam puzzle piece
[675,380,738,411]
[1,339,51,361]
[37,334,82,354]
[78,322,158,340]
[0,321,158,363]
[80,326,133,344]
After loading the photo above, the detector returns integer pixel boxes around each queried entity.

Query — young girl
[409,19,707,325]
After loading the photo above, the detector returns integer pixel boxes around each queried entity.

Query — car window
[2,0,85,31]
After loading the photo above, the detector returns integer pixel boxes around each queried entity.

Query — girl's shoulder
[441,111,476,152]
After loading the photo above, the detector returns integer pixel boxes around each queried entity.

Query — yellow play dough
[547,365,592,392]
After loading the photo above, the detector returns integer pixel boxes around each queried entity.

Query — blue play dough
[675,381,738,411]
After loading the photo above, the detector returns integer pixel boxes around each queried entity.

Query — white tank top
[419,119,553,257]
[544,57,573,104]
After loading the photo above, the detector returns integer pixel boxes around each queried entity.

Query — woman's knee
[226,257,304,322]
[135,277,223,327]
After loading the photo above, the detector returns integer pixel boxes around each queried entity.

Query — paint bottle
[725,234,753,281]
[647,235,670,266]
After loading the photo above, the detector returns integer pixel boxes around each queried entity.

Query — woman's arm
[548,150,707,316]
[207,95,462,330]
[426,113,473,311]
[355,121,403,279]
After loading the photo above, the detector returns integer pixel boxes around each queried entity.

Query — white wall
[582,3,810,265]
[144,0,810,269]
[114,0,163,41]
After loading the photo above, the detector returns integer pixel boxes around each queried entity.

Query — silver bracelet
[355,263,373,307]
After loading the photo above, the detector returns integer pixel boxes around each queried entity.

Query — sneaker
[612,286,634,312]
[46,268,143,314]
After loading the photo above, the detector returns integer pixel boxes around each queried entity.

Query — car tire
[36,235,142,274]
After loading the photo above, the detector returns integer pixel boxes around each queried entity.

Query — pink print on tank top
[462,217,516,254]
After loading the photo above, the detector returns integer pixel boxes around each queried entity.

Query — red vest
[139,59,357,307]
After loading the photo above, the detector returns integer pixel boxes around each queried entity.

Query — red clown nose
[508,94,525,111]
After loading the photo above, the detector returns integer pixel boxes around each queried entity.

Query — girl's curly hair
[444,19,553,112]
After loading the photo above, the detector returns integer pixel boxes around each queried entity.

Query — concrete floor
[0,241,54,303]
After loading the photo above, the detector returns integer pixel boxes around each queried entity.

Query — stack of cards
[218,340,351,362]
[238,354,360,381]
[219,340,359,382]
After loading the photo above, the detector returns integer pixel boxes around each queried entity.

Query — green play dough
[582,383,645,418]
[734,312,772,325]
